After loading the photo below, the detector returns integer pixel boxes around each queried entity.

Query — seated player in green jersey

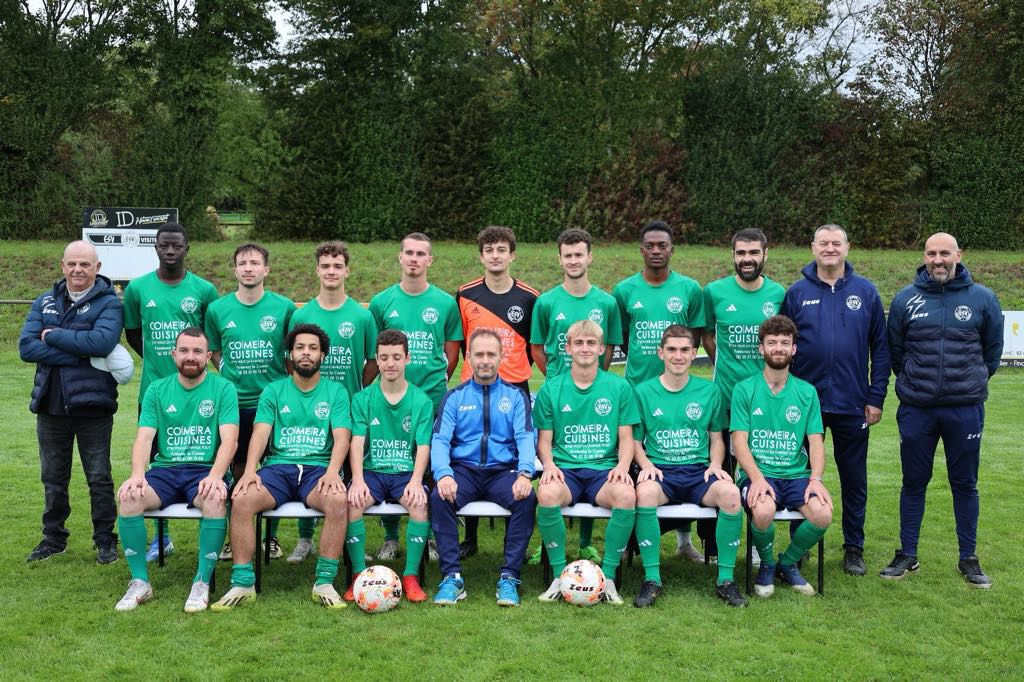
[731,315,833,597]
[534,320,640,605]
[632,325,747,608]
[212,324,352,610]
[343,330,434,603]
[114,327,239,613]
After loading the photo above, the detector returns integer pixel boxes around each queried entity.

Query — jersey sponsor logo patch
[652,407,663,417]
[762,302,777,318]
[226,320,237,328]
[632,301,644,309]
[685,402,703,420]
[561,404,573,412]
[752,407,763,416]
[314,401,330,419]
[555,312,566,321]
[666,297,683,314]
[507,305,524,323]
[422,307,439,324]
[280,405,291,414]
[402,416,412,433]
[146,300,157,308]
[338,321,355,339]
[198,400,215,418]
[260,315,277,332]
[370,417,381,426]
[497,396,513,413]
[785,405,801,424]
[954,305,973,322]
[180,296,199,314]
[726,304,737,312]
[388,310,400,319]
[587,308,604,324]
[594,398,612,416]
[77,303,91,314]
[845,295,862,311]
[165,404,178,413]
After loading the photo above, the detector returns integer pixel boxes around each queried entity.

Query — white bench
[744,509,825,596]
[143,503,217,591]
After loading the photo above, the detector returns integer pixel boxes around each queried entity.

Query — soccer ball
[353,565,403,614]
[560,560,605,606]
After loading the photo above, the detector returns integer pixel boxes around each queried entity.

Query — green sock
[268,518,280,538]
[403,520,431,576]
[781,519,828,566]
[194,517,227,584]
[382,516,400,542]
[601,508,636,576]
[346,519,367,573]
[634,507,662,584]
[579,517,594,547]
[118,514,149,582]
[750,521,776,566]
[537,505,568,575]
[315,557,339,586]
[298,517,316,540]
[230,562,256,588]
[715,510,743,584]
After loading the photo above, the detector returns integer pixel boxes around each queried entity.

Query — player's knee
[807,503,832,528]
[719,485,741,514]
[321,492,347,518]
[613,483,636,508]
[635,481,660,507]
[536,483,560,506]
[118,496,143,517]
[751,506,774,530]
[200,496,227,517]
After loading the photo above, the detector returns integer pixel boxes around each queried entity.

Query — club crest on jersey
[314,402,330,419]
[762,302,777,318]
[666,297,683,314]
[588,309,603,323]
[497,396,513,414]
[685,402,703,420]
[507,305,524,323]
[954,305,973,322]
[422,307,439,324]
[77,303,91,314]
[845,295,862,311]
[402,415,411,433]
[180,297,199,314]
[198,400,215,418]
[338,321,355,339]
[260,315,277,332]
[594,398,612,416]
[785,405,801,424]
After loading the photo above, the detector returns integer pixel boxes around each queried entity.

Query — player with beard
[731,316,832,597]
[212,324,352,610]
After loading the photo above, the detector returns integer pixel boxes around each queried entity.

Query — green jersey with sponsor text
[123,271,219,403]
[139,372,239,468]
[205,291,296,409]
[702,276,785,401]
[290,296,376,398]
[613,272,705,385]
[729,373,823,480]
[255,377,352,467]
[533,370,640,470]
[351,383,434,474]
[632,375,726,467]
[530,284,624,378]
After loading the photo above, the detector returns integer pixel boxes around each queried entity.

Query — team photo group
[19,220,1004,614]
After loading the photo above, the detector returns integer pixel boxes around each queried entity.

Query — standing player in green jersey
[343,330,434,603]
[612,220,707,564]
[212,324,352,610]
[123,222,219,561]
[113,328,239,613]
[534,320,640,605]
[631,325,746,608]
[285,241,377,564]
[732,316,833,597]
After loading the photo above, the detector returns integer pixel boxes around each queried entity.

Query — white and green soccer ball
[560,559,605,606]
[354,565,402,614]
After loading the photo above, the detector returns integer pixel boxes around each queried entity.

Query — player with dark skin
[124,231,190,358]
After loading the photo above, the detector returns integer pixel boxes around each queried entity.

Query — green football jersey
[632,375,727,467]
[205,291,297,409]
[533,370,640,470]
[290,297,376,398]
[729,373,824,480]
[702,276,785,401]
[530,284,624,378]
[123,271,219,403]
[612,272,705,385]
[351,383,434,474]
[139,372,239,468]
[368,284,462,408]
[255,377,352,467]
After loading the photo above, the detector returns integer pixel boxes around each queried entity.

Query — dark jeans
[37,413,117,546]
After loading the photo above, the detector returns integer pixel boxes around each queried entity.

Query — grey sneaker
[287,538,314,564]
[115,579,153,612]
[428,539,439,562]
[375,539,400,560]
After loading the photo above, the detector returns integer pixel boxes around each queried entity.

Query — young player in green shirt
[731,315,833,597]
[113,327,239,613]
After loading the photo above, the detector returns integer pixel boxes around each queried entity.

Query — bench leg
[255,514,263,594]
[264,517,272,566]
[157,519,166,567]
[541,543,551,586]
[419,539,427,585]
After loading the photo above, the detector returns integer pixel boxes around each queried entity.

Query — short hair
[731,228,767,250]
[175,326,207,346]
[557,228,592,253]
[156,222,189,243]
[640,220,673,243]
[233,242,269,266]
[376,329,408,355]
[401,232,432,249]
[758,315,798,342]
[565,319,604,345]
[286,323,330,355]
[813,224,849,242]
[477,225,517,253]
[660,324,696,347]
[315,241,350,266]
[468,327,503,351]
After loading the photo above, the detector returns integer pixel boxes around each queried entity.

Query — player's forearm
[701,330,716,363]
[210,427,238,478]
[349,438,365,481]
[616,428,635,468]
[444,341,460,379]
[537,431,555,467]
[708,432,726,469]
[326,430,351,476]
[731,433,762,481]
[632,443,653,470]
[532,345,547,375]
[808,434,825,479]
[411,445,430,482]
[129,435,154,477]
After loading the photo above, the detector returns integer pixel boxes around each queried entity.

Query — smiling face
[316,253,349,292]
[399,238,433,278]
[658,335,695,377]
[733,239,766,282]
[172,333,210,379]
[290,333,325,378]
[233,248,269,290]
[923,233,962,284]
[811,228,849,271]
[558,241,592,281]
[759,333,796,370]
[567,333,603,369]
[61,241,100,293]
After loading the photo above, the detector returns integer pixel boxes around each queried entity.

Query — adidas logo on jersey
[561,404,573,412]
[145,300,157,308]
[632,301,644,309]
[280,405,291,414]
[653,408,663,416]
[388,310,400,318]
[226,321,237,329]
[555,312,566,321]
[726,304,737,312]
[752,407,763,416]
[370,417,380,426]
[165,404,177,413]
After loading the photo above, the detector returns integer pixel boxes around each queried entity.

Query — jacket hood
[800,261,855,287]
[913,263,973,293]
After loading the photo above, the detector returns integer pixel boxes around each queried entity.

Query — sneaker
[879,550,920,580]
[843,545,866,576]
[458,540,478,560]
[676,540,704,564]
[427,539,439,562]
[96,540,119,565]
[145,536,174,562]
[527,544,542,566]
[433,574,466,605]
[715,580,748,607]
[578,544,602,563]
[957,555,992,589]
[537,578,562,602]
[267,537,283,560]
[114,579,153,612]
[312,583,347,609]
[633,580,663,608]
[402,574,428,602]
[218,543,232,561]
[754,562,776,598]
[211,585,257,611]
[26,539,66,562]
[287,538,314,564]
[343,573,360,602]
[375,539,400,561]
[778,562,815,595]
[602,578,624,605]
[495,574,521,607]
[750,546,761,568]
[184,581,210,613]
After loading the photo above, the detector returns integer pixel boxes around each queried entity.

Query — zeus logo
[906,294,926,317]
[966,433,982,440]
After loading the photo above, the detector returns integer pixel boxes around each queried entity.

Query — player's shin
[537,506,568,574]
[781,520,827,566]
[715,510,743,584]
[635,507,662,583]
[750,522,777,566]
[404,520,431,576]
[195,517,226,584]
[119,514,149,582]
[601,508,636,575]
[346,519,367,573]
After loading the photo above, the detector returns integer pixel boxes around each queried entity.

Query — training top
[351,383,434,474]
[456,277,539,384]
[633,375,727,467]
[290,296,376,398]
[139,372,239,468]
[530,284,624,378]
[255,377,352,467]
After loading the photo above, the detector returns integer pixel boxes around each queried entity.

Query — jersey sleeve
[729,381,751,432]
[204,303,222,353]
[618,379,641,426]
[687,281,706,329]
[139,380,161,429]
[123,281,141,329]
[350,391,369,437]
[605,295,624,345]
[806,388,824,436]
[413,394,434,446]
[533,383,553,430]
[331,385,352,432]
[217,380,240,426]
[530,296,548,345]
[254,384,277,425]
[444,297,463,342]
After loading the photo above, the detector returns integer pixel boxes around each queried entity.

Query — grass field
[1,240,1022,679]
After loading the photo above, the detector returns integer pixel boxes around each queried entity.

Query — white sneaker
[538,578,562,602]
[184,581,209,613]
[311,583,346,609]
[218,543,232,561]
[751,546,761,568]
[676,540,705,564]
[287,538,314,564]
[211,585,257,611]
[115,579,153,612]
[602,578,624,605]
[375,539,400,560]
[428,539,439,562]
[267,537,283,560]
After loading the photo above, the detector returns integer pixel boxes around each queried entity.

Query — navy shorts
[656,463,717,506]
[739,476,811,511]
[364,470,426,504]
[562,467,610,505]
[146,465,215,508]
[257,464,327,508]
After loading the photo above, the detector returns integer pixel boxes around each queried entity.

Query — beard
[177,362,205,379]
[764,353,792,370]
[734,259,765,282]
[294,359,322,378]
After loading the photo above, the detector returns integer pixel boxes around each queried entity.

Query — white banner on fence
[81,207,177,281]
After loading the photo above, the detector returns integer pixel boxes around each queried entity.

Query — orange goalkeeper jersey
[456,277,539,384]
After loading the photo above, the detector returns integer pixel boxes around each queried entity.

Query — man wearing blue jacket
[429,328,537,607]
[782,224,890,576]
[881,232,1003,588]
[20,241,124,564]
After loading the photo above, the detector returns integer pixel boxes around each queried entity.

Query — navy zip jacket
[782,261,890,416]
[888,263,1003,407]
[19,275,123,415]
[431,378,536,480]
